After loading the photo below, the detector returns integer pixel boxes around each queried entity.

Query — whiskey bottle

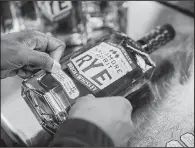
[21,24,175,134]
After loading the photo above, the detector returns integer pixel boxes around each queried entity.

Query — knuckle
[54,37,66,49]
[124,99,133,110]
[57,42,65,53]
[114,96,133,110]
[40,53,52,69]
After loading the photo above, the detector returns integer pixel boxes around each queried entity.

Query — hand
[68,95,134,146]
[1,30,65,79]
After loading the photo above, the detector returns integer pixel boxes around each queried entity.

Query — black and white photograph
[0,1,194,147]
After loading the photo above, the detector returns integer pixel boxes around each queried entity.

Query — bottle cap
[137,24,176,54]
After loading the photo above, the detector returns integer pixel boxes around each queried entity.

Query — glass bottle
[84,1,127,32]
[0,1,14,33]
[10,1,43,31]
[37,1,89,46]
[21,24,175,134]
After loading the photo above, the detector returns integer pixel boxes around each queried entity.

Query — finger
[19,30,65,62]
[17,69,33,79]
[76,94,96,101]
[24,50,61,73]
[23,65,41,73]
[1,70,17,79]
[71,94,96,110]
[46,35,65,62]
[97,96,133,115]
[111,96,133,112]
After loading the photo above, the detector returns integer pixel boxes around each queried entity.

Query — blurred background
[1,1,193,43]
[1,1,130,46]
[1,1,194,49]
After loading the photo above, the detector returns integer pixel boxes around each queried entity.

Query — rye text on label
[69,42,134,90]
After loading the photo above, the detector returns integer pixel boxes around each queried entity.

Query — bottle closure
[137,24,176,54]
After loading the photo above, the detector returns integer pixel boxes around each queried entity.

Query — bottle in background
[117,1,129,33]
[84,1,128,33]
[10,1,43,31]
[37,1,89,46]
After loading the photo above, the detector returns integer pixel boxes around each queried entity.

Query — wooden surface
[1,1,194,147]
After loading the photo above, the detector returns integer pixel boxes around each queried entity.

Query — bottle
[37,1,89,46]
[21,24,175,134]
[10,1,42,31]
[0,1,14,33]
[84,1,126,32]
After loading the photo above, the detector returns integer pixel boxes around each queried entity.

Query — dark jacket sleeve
[0,139,6,147]
[49,119,114,147]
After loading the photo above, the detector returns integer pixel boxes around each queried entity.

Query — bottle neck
[137,24,175,54]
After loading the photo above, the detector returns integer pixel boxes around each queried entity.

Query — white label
[52,71,79,99]
[181,133,194,147]
[69,42,134,90]
[166,141,183,147]
[37,1,72,21]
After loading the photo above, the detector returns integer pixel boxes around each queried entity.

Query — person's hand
[68,95,134,147]
[1,30,65,79]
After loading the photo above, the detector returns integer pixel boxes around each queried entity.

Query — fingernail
[46,32,53,36]
[51,59,61,73]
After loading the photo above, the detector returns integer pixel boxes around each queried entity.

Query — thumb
[25,50,61,73]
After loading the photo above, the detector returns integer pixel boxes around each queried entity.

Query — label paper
[67,42,134,92]
[52,71,79,100]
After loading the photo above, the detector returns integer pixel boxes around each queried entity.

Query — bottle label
[37,1,72,22]
[51,71,79,100]
[67,42,135,93]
